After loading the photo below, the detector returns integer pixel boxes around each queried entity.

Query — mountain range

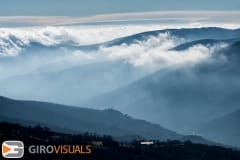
[0,95,222,146]
[84,41,240,146]
[0,96,180,140]
[1,27,240,147]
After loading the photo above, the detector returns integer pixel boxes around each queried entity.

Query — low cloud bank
[0,26,231,80]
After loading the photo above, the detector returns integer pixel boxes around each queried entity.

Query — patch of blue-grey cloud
[0,0,240,16]
[0,11,240,28]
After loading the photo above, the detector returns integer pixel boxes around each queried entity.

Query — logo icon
[2,141,24,158]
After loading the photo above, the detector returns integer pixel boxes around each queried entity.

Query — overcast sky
[0,0,240,16]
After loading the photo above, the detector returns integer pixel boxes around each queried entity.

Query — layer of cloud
[0,26,229,68]
[0,25,173,56]
[0,25,231,81]
[91,33,228,68]
[0,11,240,27]
[0,23,235,57]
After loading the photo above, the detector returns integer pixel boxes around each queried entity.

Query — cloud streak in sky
[0,11,240,27]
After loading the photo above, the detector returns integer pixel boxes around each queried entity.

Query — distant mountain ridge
[0,96,219,146]
[199,109,240,147]
[170,38,240,51]
[102,27,240,47]
[0,96,180,141]
[75,27,240,50]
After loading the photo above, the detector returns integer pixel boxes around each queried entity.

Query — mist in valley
[1,25,240,146]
